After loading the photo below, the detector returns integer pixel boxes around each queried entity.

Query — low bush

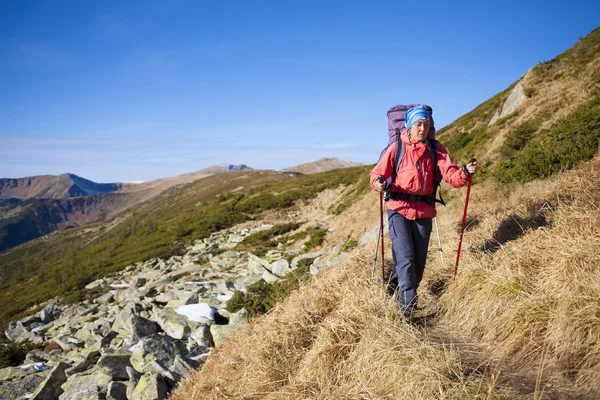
[495,95,600,183]
[226,265,311,316]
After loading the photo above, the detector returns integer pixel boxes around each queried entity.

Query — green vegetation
[226,265,311,316]
[339,235,358,252]
[302,227,328,250]
[500,119,542,156]
[531,27,600,82]
[440,126,497,165]
[494,95,600,183]
[0,166,371,329]
[234,222,303,256]
[0,341,43,368]
[328,170,372,215]
[523,87,538,98]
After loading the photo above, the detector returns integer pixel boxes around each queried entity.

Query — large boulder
[0,373,46,400]
[152,308,190,340]
[57,368,112,400]
[129,373,169,400]
[30,362,69,400]
[129,334,188,381]
[97,351,133,380]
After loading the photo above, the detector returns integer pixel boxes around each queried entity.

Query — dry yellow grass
[434,155,600,394]
[172,154,600,400]
[172,247,499,399]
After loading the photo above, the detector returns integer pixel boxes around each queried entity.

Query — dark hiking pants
[387,210,432,315]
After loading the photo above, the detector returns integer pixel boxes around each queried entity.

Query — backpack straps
[428,138,446,207]
[390,128,405,189]
[386,133,445,207]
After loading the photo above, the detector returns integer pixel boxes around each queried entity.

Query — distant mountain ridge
[0,173,130,200]
[283,158,363,175]
[0,160,361,253]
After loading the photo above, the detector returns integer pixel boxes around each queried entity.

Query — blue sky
[2,0,599,182]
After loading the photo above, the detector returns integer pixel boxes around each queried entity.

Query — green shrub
[523,87,538,98]
[501,120,541,156]
[304,228,328,251]
[340,236,358,252]
[494,96,600,183]
[0,342,43,368]
[226,265,311,316]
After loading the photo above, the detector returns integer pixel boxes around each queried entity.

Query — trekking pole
[372,211,381,280]
[434,217,444,266]
[372,179,385,280]
[379,189,385,281]
[453,158,476,280]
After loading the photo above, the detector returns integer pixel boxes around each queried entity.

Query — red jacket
[370,131,468,220]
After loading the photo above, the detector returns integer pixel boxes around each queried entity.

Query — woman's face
[409,119,430,142]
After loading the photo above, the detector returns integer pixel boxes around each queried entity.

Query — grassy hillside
[0,166,371,329]
[170,27,600,399]
[438,27,600,182]
[172,152,600,400]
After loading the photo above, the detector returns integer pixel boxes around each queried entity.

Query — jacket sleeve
[370,144,396,190]
[435,142,468,188]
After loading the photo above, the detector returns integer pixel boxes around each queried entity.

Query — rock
[129,334,188,380]
[107,381,128,400]
[129,277,147,290]
[0,373,46,400]
[190,325,213,347]
[97,352,132,380]
[58,368,112,400]
[271,259,292,277]
[489,81,526,125]
[130,373,168,400]
[67,351,100,377]
[38,302,62,324]
[209,324,245,347]
[228,308,249,325]
[30,362,69,400]
[85,279,105,290]
[153,308,190,340]
[164,292,198,309]
[233,273,262,292]
[112,305,160,342]
[262,270,280,283]
[291,251,326,269]
[0,366,30,381]
[94,291,115,305]
[247,253,271,274]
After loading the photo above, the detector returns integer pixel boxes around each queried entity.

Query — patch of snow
[67,337,79,344]
[20,363,46,372]
[175,303,215,322]
[109,284,129,289]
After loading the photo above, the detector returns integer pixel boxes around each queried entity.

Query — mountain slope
[283,157,363,175]
[437,26,600,183]
[172,141,600,400]
[0,165,372,328]
[0,173,128,200]
[170,27,600,400]
[0,165,252,252]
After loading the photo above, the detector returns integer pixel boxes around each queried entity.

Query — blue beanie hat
[405,106,430,130]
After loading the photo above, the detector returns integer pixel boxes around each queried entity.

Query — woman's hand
[374,178,385,192]
[465,160,478,175]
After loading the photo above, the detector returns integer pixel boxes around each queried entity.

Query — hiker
[370,106,477,317]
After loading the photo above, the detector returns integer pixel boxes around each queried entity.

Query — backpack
[379,104,445,206]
